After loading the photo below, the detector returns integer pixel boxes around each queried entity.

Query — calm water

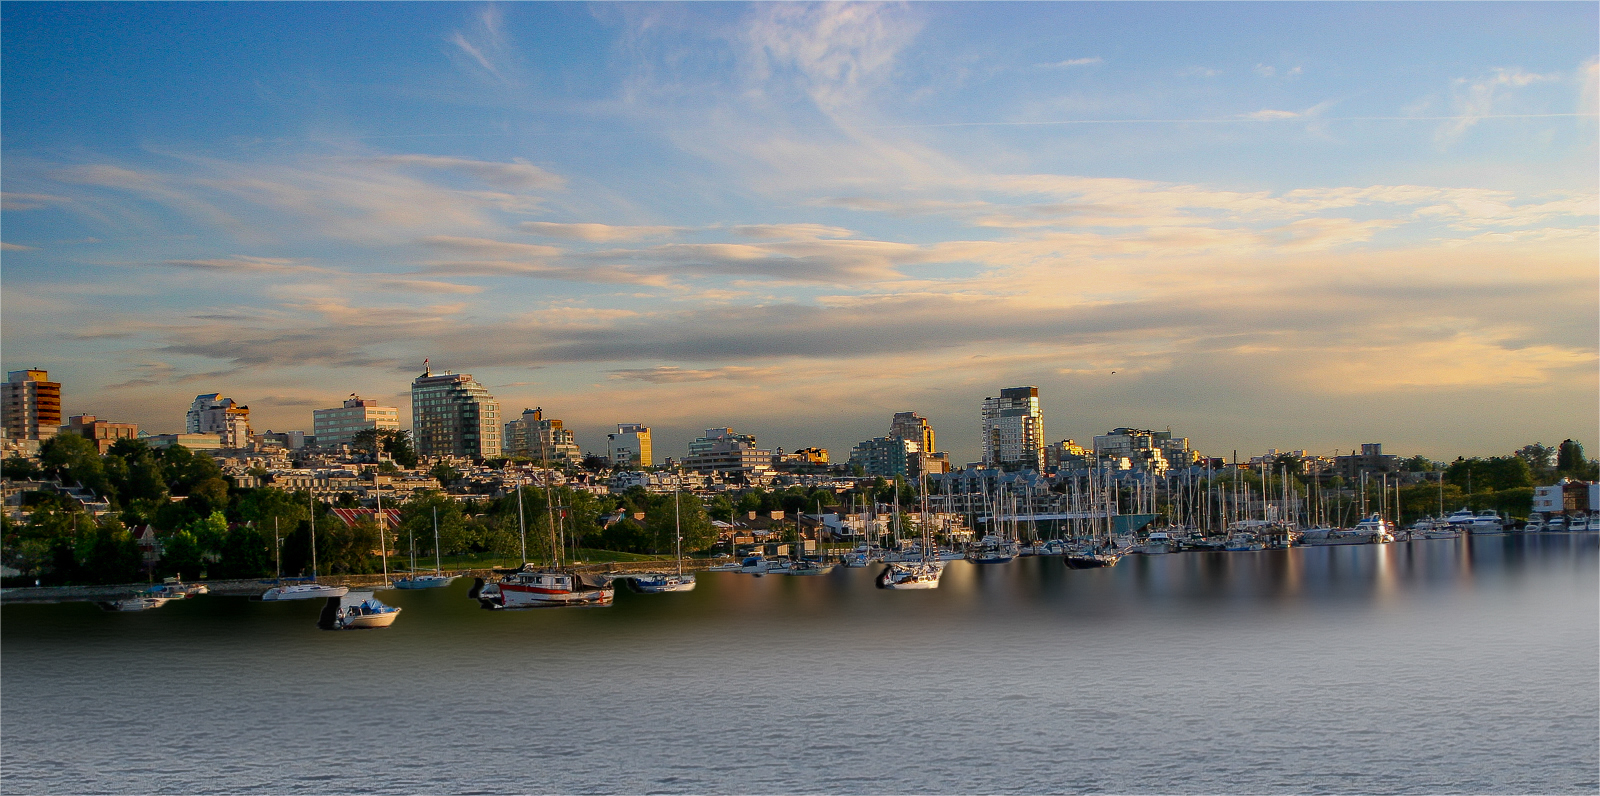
[4,534,1597,795]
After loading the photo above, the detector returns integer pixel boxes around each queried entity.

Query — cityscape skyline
[2,3,1596,464]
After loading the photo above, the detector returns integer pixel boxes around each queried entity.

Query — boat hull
[262,584,350,601]
[876,562,944,589]
[393,575,457,589]
[628,574,697,593]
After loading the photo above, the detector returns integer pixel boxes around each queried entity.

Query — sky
[2,2,1596,466]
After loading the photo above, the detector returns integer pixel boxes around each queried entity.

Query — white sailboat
[877,473,945,589]
[263,491,349,600]
[630,491,697,593]
[395,507,458,589]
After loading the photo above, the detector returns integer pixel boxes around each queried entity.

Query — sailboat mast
[674,489,683,576]
[433,506,441,575]
[376,485,389,586]
[517,481,528,565]
[309,488,318,579]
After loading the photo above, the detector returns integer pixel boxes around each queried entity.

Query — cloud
[1037,57,1102,69]
[1,192,70,210]
[1242,109,1302,121]
[419,236,564,259]
[372,154,565,190]
[2,242,38,251]
[728,223,856,240]
[1181,66,1221,78]
[1437,67,1561,145]
[447,5,513,84]
[519,222,680,241]
[607,365,781,383]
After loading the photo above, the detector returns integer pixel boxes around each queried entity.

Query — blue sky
[3,2,1596,464]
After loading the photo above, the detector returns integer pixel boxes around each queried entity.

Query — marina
[3,532,1595,794]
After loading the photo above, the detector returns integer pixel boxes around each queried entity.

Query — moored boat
[475,567,615,608]
[318,591,401,629]
[262,582,350,601]
[98,595,173,612]
[876,560,944,589]
[144,577,208,599]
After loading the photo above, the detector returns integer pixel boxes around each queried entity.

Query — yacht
[1136,531,1176,554]
[1545,515,1568,532]
[1569,515,1591,532]
[1446,508,1505,533]
[262,582,350,601]
[474,567,615,608]
[1063,547,1123,569]
[318,592,401,629]
[876,560,944,589]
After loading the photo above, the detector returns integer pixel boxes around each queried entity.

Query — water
[4,534,1597,794]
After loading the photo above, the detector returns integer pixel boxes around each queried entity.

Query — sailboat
[395,507,459,589]
[474,483,615,608]
[877,473,945,589]
[630,491,698,593]
[263,490,349,601]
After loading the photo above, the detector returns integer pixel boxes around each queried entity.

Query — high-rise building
[889,411,950,475]
[683,428,772,475]
[313,395,400,448]
[849,436,920,479]
[607,423,653,468]
[2,369,61,442]
[503,407,580,464]
[411,367,501,460]
[981,386,1044,472]
[186,393,253,449]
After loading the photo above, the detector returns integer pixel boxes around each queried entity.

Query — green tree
[3,456,41,480]
[83,517,143,584]
[160,531,205,580]
[1444,457,1533,492]
[39,433,114,502]
[213,523,272,579]
[430,462,462,486]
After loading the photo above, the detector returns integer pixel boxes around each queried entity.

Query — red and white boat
[474,567,614,608]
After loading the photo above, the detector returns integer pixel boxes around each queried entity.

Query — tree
[353,429,419,469]
[213,523,272,579]
[1444,457,1533,492]
[1401,455,1435,473]
[39,433,114,502]
[82,517,143,584]
[160,531,205,580]
[3,456,40,480]
[1555,440,1598,479]
[430,462,462,486]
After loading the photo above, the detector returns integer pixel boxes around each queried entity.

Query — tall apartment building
[313,395,400,448]
[64,415,139,454]
[981,386,1045,472]
[503,408,581,465]
[186,393,253,449]
[889,410,950,475]
[2,369,61,442]
[849,436,920,479]
[607,423,653,468]
[683,428,773,476]
[411,368,501,460]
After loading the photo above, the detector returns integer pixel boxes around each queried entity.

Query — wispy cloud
[2,242,38,251]
[1037,57,1103,69]
[1437,67,1562,145]
[519,222,680,242]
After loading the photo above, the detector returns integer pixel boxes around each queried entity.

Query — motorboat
[474,566,615,608]
[627,572,697,593]
[1568,515,1591,532]
[262,582,350,601]
[144,578,208,599]
[786,557,835,576]
[964,535,1018,564]
[876,560,944,589]
[1223,534,1264,552]
[1135,531,1175,554]
[1545,515,1568,532]
[1446,508,1505,533]
[99,596,173,612]
[318,591,401,629]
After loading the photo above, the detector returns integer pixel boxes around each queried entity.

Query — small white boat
[876,560,944,589]
[319,591,401,629]
[1568,515,1591,532]
[262,582,350,601]
[99,596,173,612]
[628,573,697,593]
[1135,531,1176,554]
[1223,534,1264,552]
[965,535,1018,564]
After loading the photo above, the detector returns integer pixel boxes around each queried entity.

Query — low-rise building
[186,393,252,449]
[503,407,582,465]
[62,415,139,454]
[1332,443,1400,481]
[606,423,653,468]
[684,428,773,476]
[313,395,400,449]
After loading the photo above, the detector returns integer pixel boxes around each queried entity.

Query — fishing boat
[474,566,615,608]
[629,492,698,593]
[98,595,173,612]
[262,582,350,601]
[395,507,458,590]
[318,591,401,629]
